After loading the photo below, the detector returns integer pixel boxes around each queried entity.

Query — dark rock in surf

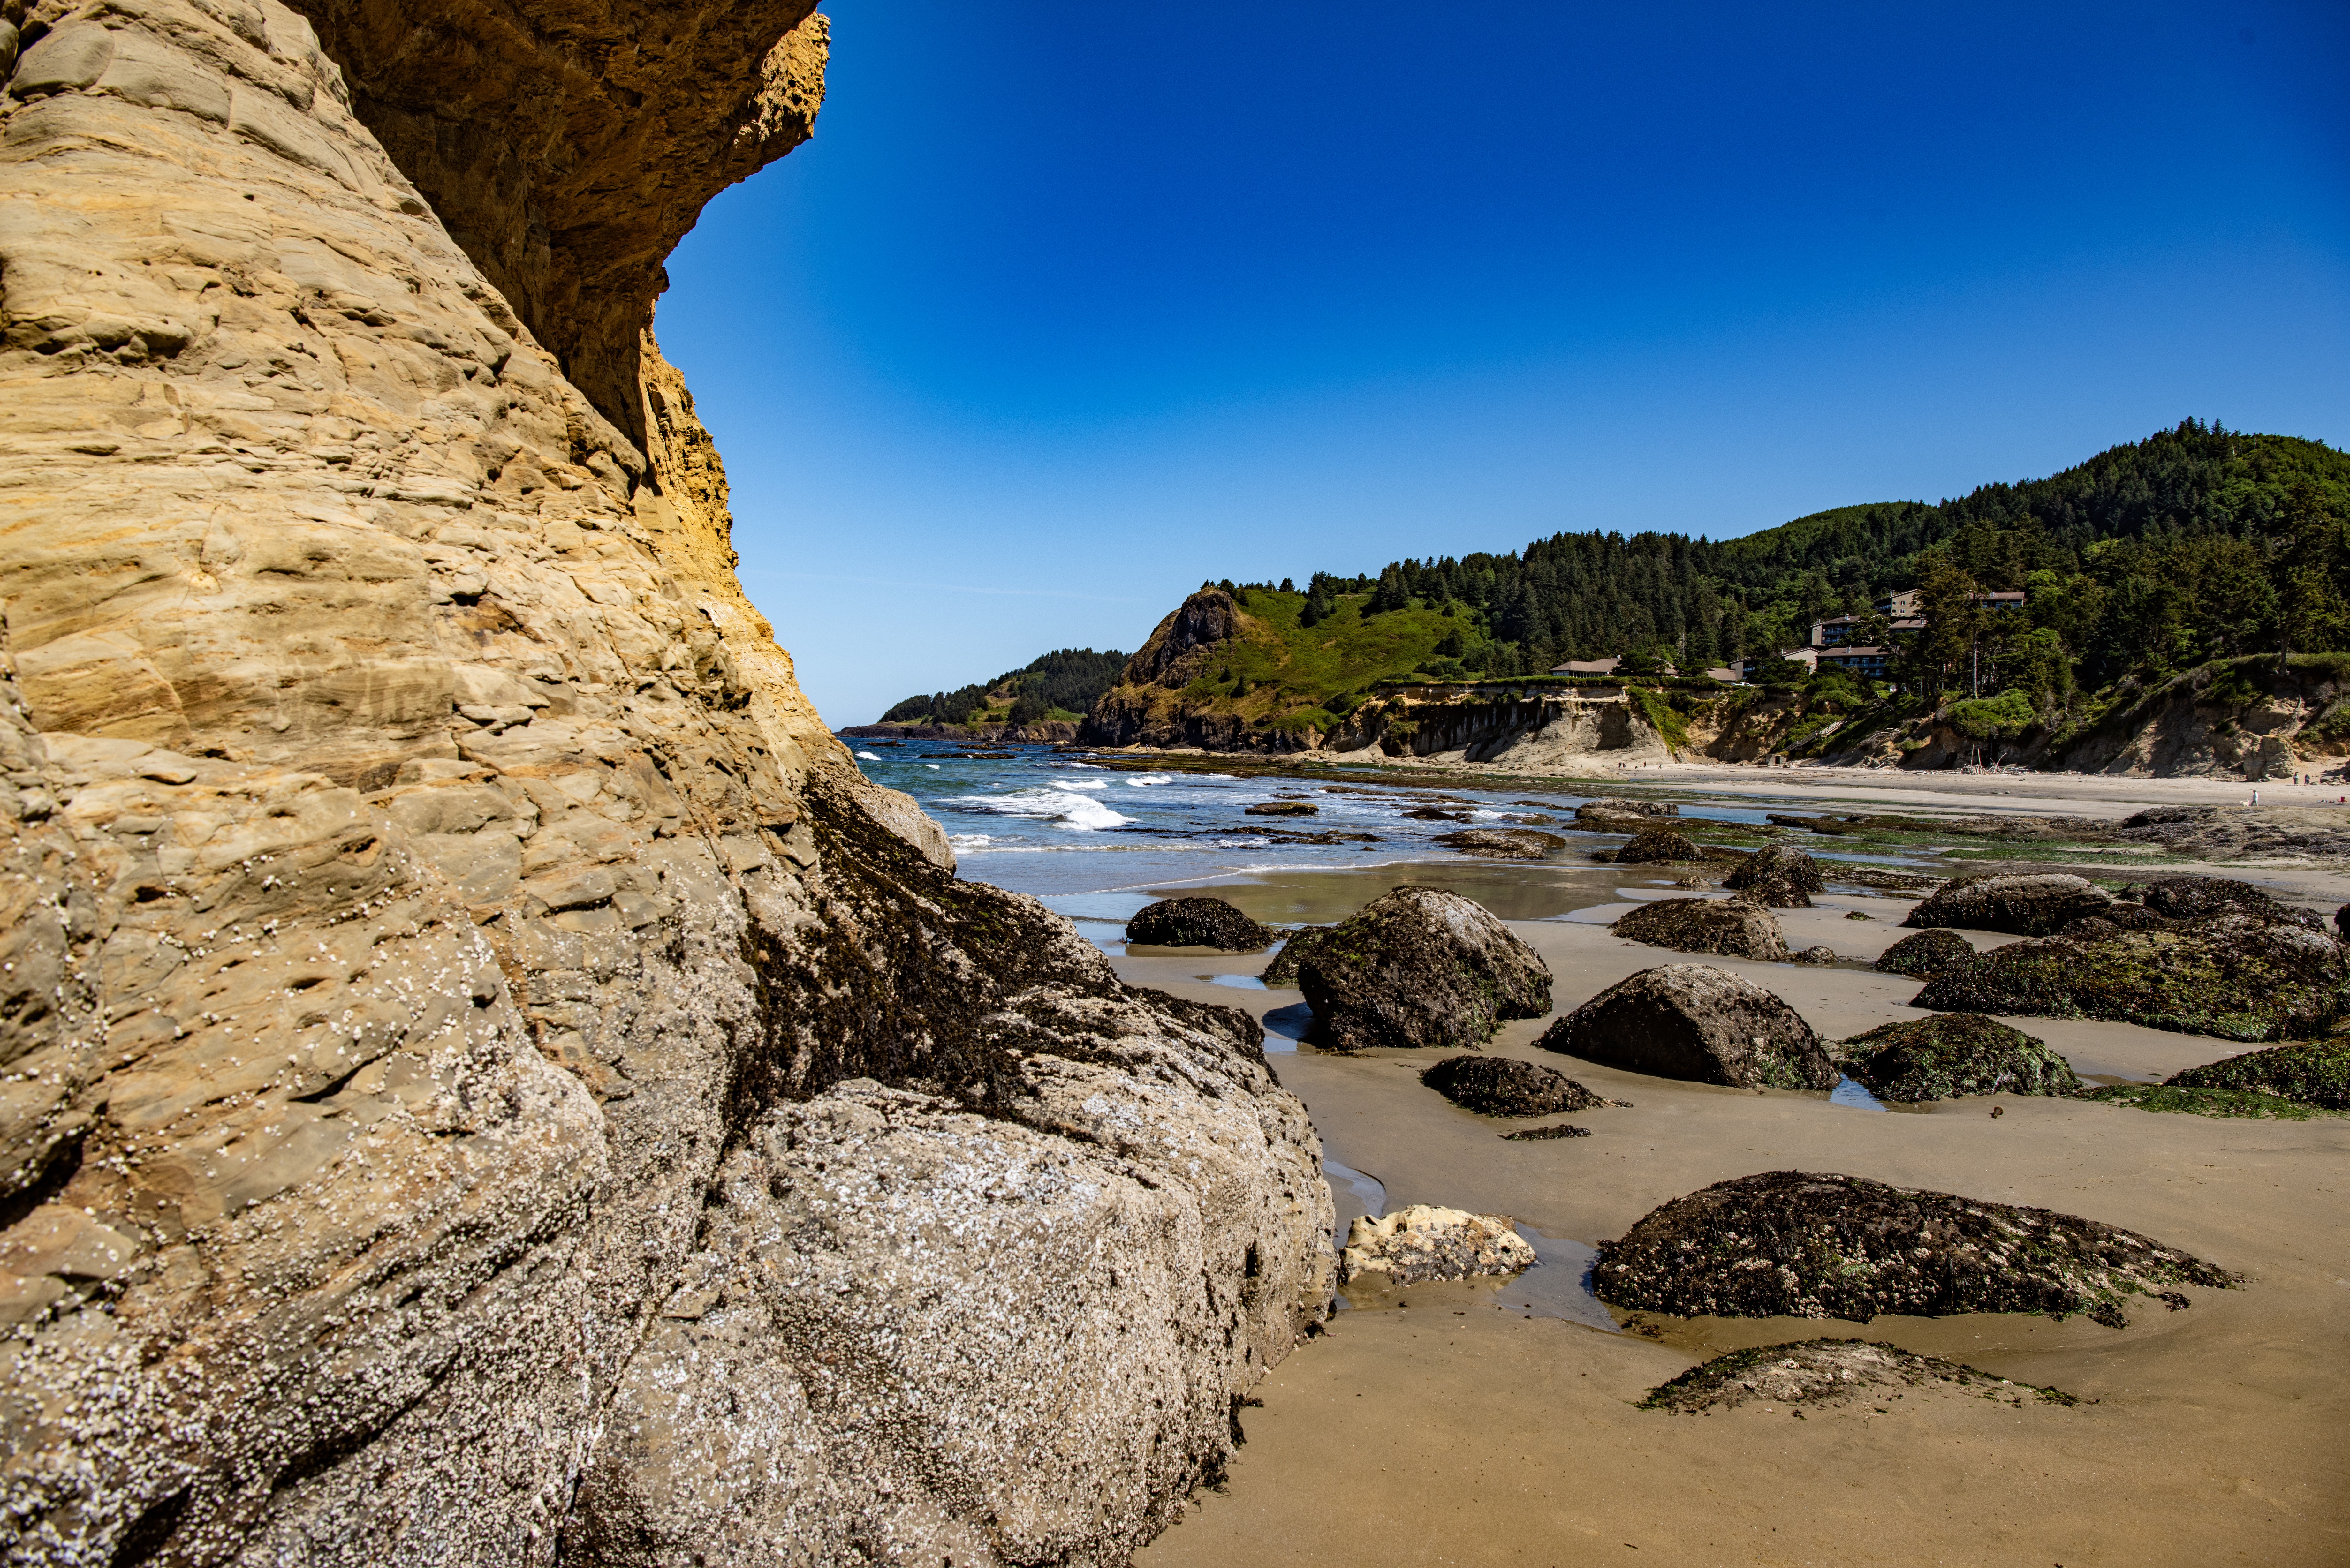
[1124,897,1274,951]
[1538,964,1834,1090]
[1613,825,1703,864]
[1592,1170,2234,1327]
[1297,888,1552,1052]
[1433,827,1568,861]
[1244,801,1319,817]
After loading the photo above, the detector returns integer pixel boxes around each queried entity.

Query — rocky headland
[0,5,1330,1562]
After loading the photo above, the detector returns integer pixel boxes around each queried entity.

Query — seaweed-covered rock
[1837,1015,2082,1102]
[1638,1339,2078,1414]
[1575,798,1679,821]
[1593,1170,2233,1327]
[1790,946,1838,965]
[1338,1205,1535,1285]
[1502,1123,1593,1141]
[1874,929,1976,979]
[1901,873,2113,936]
[1433,828,1569,861]
[1912,913,2349,1041]
[1298,888,1553,1052]
[2166,1040,2350,1110]
[1257,925,1334,987]
[1125,897,1275,951]
[1538,964,1835,1090]
[2136,875,2323,931]
[1611,898,1789,961]
[1420,1055,1609,1116]
[1723,844,1824,908]
[1244,800,1319,817]
[1614,825,1703,863]
[2078,1083,2339,1120]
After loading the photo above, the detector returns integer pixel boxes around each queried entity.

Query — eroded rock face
[1611,897,1789,961]
[1594,1170,2233,1327]
[1836,1015,2083,1102]
[1420,1055,1610,1116]
[1540,964,1834,1090]
[1337,1205,1534,1286]
[1126,896,1274,951]
[1901,873,2113,936]
[1723,843,1823,908]
[1297,888,1553,1052]
[0,7,1330,1561]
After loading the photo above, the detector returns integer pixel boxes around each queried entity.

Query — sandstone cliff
[0,3,1330,1562]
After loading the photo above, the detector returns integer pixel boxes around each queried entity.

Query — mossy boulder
[1723,844,1824,908]
[1257,925,1333,987]
[2165,1040,2350,1110]
[1611,898,1789,961]
[1593,1170,2234,1327]
[2077,1083,2339,1120]
[1874,929,1976,979]
[1912,913,2349,1041]
[1298,887,1553,1052]
[2137,875,2323,931]
[1575,798,1678,822]
[1614,824,1703,863]
[1124,897,1275,951]
[1901,872,2113,936]
[1421,1055,1609,1116]
[1836,1015,2082,1102]
[1638,1339,2077,1414]
[1539,963,1835,1090]
[1432,827,1569,861]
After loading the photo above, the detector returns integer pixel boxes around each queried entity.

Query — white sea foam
[926,763,942,769]
[1126,774,1175,788]
[856,750,883,761]
[945,788,1134,831]
[948,833,993,850]
[1060,779,1110,790]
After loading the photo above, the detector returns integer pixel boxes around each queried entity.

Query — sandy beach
[1090,777,2350,1568]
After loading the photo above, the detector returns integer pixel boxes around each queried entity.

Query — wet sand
[1113,857,2350,1567]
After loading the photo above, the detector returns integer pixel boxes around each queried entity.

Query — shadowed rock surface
[1538,965,1835,1090]
[1913,913,2349,1041]
[1612,897,1790,960]
[1874,928,1977,979]
[1258,925,1334,987]
[2134,874,2325,931]
[1594,1171,2234,1326]
[1723,843,1824,908]
[1638,1339,2078,1414]
[1338,1205,1535,1285]
[1836,1015,2084,1102]
[0,7,1332,1560]
[1901,873,2114,935]
[1420,1055,1611,1116]
[1433,827,1569,860]
[1298,888,1553,1052]
[1574,798,1679,820]
[1126,896,1276,951]
[2166,1041,2350,1110]
[1613,824,1704,863]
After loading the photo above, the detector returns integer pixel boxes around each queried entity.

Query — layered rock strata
[0,4,1331,1562]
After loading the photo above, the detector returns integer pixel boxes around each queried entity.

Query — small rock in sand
[1638,1339,2077,1414]
[1125,897,1274,951]
[1873,928,1976,979]
[1611,898,1789,961]
[1421,1055,1612,1116]
[1540,964,1835,1090]
[1338,1204,1536,1285]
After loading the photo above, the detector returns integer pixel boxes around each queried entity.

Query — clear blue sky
[655,1,2350,727]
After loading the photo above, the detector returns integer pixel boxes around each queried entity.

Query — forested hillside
[877,647,1127,727]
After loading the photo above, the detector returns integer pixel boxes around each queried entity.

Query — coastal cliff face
[0,3,1331,1562]
[1080,591,1322,753]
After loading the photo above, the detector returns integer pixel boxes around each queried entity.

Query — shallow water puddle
[1507,1227,1620,1331]
[1207,973,1267,990]
[1261,1002,1313,1051]
[1830,1074,1890,1111]
[1323,1158,1385,1228]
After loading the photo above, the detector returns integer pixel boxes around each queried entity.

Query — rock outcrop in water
[1297,888,1552,1052]
[0,6,1331,1560]
[1722,843,1823,908]
[1540,965,1835,1090]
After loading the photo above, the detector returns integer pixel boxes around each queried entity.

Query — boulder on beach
[1874,929,1976,979]
[1593,1170,2234,1327]
[2165,1040,2350,1110]
[1124,897,1275,951]
[1790,946,1839,965]
[1637,1339,2077,1415]
[1913,912,2348,1041]
[1298,888,1554,1051]
[1723,843,1824,908]
[1837,1015,2083,1102]
[1433,827,1569,861]
[1611,898,1789,961]
[2135,875,2324,931]
[1420,1055,1611,1116]
[1257,925,1334,987]
[1613,824,1704,864]
[1537,964,1835,1090]
[1244,800,1319,816]
[1338,1205,1536,1285]
[1901,873,2113,936]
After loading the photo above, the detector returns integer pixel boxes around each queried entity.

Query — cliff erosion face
[1080,590,1317,753]
[0,3,1331,1563]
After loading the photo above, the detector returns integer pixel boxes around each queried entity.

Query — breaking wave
[944,788,1135,831]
